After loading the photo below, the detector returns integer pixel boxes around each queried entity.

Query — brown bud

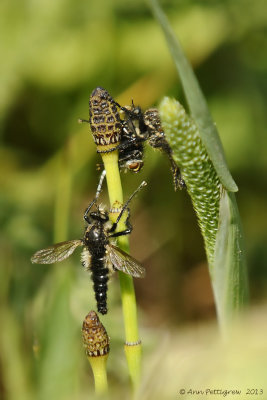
[82,311,110,357]
[89,87,121,148]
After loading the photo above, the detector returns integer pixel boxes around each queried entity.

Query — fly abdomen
[90,256,109,315]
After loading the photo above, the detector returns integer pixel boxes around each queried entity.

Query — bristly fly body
[118,104,145,173]
[79,87,185,189]
[79,87,144,172]
[31,171,146,315]
[119,104,185,190]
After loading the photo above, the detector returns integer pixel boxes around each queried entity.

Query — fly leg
[78,118,90,124]
[97,138,141,154]
[108,208,132,238]
[108,180,146,237]
[83,170,106,223]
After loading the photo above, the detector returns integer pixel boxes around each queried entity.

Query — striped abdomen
[90,255,109,315]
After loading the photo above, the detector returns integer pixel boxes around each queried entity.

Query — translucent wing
[31,240,83,264]
[107,244,145,278]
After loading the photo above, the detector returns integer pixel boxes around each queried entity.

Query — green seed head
[159,97,222,266]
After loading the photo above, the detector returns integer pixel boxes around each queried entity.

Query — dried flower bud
[82,311,110,357]
[89,87,121,148]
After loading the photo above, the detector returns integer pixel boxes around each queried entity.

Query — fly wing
[107,244,145,278]
[31,240,83,264]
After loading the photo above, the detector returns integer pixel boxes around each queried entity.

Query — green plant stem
[101,150,142,389]
[88,355,108,396]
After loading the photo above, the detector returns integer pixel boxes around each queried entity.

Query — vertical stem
[89,356,109,396]
[101,150,142,389]
[102,151,123,206]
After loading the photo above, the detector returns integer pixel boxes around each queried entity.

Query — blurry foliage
[0,0,267,398]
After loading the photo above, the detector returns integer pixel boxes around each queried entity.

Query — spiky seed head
[82,310,110,357]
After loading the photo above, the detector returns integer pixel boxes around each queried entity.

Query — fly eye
[128,162,143,172]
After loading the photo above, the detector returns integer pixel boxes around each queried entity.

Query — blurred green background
[1,0,267,399]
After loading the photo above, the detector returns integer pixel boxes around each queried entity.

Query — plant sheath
[101,149,142,389]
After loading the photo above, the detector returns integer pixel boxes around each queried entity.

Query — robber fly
[79,87,144,173]
[119,103,185,190]
[31,171,146,315]
[79,87,184,189]
[118,104,145,173]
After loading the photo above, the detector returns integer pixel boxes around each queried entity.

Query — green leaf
[147,0,238,192]
[213,190,249,330]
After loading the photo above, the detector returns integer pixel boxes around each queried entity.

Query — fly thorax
[85,225,107,256]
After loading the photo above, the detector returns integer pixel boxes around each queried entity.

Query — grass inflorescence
[160,98,221,267]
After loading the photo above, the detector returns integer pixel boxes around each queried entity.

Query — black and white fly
[79,87,185,189]
[31,171,146,314]
[119,104,185,190]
